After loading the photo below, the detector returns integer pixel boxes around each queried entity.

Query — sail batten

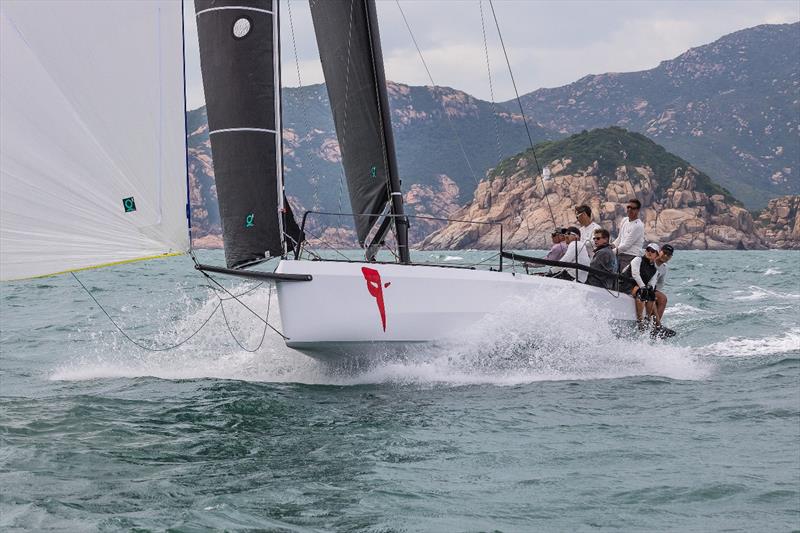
[0,0,189,282]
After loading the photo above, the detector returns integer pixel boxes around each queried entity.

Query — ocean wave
[732,286,800,301]
[763,268,782,276]
[698,328,800,357]
[664,303,708,318]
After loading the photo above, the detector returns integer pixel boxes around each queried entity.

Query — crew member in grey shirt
[612,198,645,273]
[586,228,618,289]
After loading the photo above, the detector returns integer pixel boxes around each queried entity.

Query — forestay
[0,0,189,281]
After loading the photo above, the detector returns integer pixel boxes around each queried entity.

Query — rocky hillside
[755,195,800,249]
[422,128,765,250]
[510,22,799,208]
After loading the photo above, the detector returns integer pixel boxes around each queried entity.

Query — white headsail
[0,0,189,281]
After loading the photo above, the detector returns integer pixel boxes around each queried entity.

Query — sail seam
[209,127,276,135]
[195,6,273,17]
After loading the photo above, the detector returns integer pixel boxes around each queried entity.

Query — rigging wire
[487,0,557,231]
[70,271,221,352]
[394,0,480,187]
[299,226,359,262]
[287,0,322,211]
[479,0,503,168]
[479,0,531,238]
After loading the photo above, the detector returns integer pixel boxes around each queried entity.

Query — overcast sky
[183,0,799,110]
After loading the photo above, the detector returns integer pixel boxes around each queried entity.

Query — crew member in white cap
[625,243,661,330]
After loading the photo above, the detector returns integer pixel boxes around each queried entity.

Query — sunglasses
[592,236,605,241]
[626,206,638,210]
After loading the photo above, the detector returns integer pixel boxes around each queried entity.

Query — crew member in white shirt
[552,226,590,283]
[575,204,602,257]
[613,198,645,273]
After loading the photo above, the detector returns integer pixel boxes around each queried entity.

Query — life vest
[639,257,657,285]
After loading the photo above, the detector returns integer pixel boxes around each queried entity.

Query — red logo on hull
[361,267,390,332]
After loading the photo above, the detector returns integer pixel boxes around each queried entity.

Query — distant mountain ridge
[508,22,799,207]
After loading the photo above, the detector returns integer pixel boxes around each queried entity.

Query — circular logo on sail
[232,17,251,39]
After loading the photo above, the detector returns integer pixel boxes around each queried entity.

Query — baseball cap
[566,226,581,237]
[645,243,660,253]
[662,244,674,256]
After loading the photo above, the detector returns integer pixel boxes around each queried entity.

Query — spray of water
[52,283,712,385]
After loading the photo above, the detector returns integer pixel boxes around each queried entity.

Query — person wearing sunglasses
[612,198,645,273]
[544,227,569,261]
[586,228,618,289]
[575,204,601,257]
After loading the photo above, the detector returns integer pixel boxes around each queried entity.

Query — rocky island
[422,128,791,250]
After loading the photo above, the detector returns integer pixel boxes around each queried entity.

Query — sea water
[1,250,798,531]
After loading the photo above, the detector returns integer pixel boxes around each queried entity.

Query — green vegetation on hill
[490,127,738,203]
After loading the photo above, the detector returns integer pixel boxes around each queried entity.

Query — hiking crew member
[552,226,590,283]
[586,228,618,289]
[654,244,674,324]
[613,198,645,273]
[575,204,601,258]
[627,243,660,328]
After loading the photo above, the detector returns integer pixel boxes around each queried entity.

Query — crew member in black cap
[654,244,674,325]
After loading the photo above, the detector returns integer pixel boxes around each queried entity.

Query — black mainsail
[309,0,410,263]
[195,0,296,269]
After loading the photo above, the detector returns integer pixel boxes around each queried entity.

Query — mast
[309,0,410,264]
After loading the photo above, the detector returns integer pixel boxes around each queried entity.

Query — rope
[395,0,480,187]
[488,0,557,231]
[216,282,263,300]
[71,272,220,352]
[218,285,272,352]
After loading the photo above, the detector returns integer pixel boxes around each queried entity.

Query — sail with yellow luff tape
[0,0,189,281]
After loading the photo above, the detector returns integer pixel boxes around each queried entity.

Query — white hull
[274,260,636,360]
